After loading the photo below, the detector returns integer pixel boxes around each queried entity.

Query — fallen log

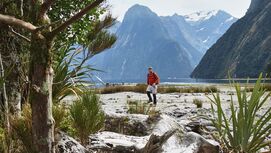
[140,130,176,153]
[88,130,176,153]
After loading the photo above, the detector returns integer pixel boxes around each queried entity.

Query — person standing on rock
[146,67,160,106]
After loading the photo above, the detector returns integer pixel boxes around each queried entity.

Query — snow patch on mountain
[225,16,235,22]
[184,10,219,22]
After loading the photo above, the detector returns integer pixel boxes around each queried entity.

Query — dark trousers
[147,91,157,104]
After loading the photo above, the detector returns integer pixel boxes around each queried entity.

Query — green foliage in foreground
[0,126,5,153]
[70,91,105,145]
[0,91,105,150]
[52,14,117,103]
[208,75,271,153]
[10,104,35,153]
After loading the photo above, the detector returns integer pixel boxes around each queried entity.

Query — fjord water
[94,78,271,85]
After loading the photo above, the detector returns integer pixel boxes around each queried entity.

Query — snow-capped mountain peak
[184,10,219,22]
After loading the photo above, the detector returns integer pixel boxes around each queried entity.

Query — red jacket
[147,72,160,85]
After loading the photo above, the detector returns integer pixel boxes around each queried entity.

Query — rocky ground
[57,85,271,153]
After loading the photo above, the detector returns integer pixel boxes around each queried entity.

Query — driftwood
[140,130,176,153]
[88,130,177,153]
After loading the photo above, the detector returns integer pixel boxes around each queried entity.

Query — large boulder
[181,132,220,153]
[87,131,219,153]
[104,113,160,136]
[88,115,220,153]
[56,132,91,153]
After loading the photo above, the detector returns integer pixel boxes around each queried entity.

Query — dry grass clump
[127,100,159,116]
[99,84,218,94]
[10,104,35,153]
[158,86,181,93]
[181,86,218,93]
[99,84,147,94]
[193,99,203,108]
[245,83,271,92]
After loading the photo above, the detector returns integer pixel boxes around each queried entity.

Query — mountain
[160,15,203,67]
[184,10,237,53]
[91,4,193,81]
[191,0,271,79]
[90,4,237,82]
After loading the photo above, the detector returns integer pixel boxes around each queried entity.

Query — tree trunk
[0,24,23,116]
[30,32,55,153]
[0,53,11,153]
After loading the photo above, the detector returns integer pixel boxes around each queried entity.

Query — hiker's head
[148,67,153,73]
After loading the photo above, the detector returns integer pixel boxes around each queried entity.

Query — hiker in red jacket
[146,67,160,105]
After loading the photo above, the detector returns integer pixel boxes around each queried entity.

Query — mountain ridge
[191,0,271,78]
[90,4,237,81]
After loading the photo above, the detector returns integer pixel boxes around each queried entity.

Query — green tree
[0,0,110,152]
[52,15,116,103]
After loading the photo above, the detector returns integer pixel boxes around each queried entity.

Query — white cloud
[108,0,251,21]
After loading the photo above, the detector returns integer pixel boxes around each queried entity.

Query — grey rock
[182,132,220,153]
[56,132,91,153]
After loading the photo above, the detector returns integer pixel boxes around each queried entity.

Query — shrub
[52,47,84,103]
[182,86,218,93]
[245,83,271,92]
[0,126,6,153]
[53,103,76,137]
[99,84,147,94]
[158,86,180,93]
[207,86,219,93]
[208,75,271,153]
[127,100,158,115]
[99,85,218,94]
[70,91,105,145]
[53,104,67,130]
[10,104,35,153]
[193,99,203,108]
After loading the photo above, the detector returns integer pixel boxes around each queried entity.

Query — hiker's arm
[154,73,160,84]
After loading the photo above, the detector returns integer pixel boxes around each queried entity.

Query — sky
[107,0,251,21]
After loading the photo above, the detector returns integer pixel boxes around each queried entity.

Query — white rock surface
[56,132,89,153]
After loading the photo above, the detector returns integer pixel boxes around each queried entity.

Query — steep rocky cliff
[191,0,271,78]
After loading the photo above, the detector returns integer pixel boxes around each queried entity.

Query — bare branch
[50,0,104,37]
[39,0,54,19]
[20,0,24,16]
[0,14,37,32]
[9,26,31,42]
[36,19,62,31]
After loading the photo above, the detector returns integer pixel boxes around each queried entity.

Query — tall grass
[127,100,159,117]
[10,104,35,153]
[0,125,6,153]
[245,83,271,92]
[70,91,105,145]
[99,84,218,94]
[208,75,271,152]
